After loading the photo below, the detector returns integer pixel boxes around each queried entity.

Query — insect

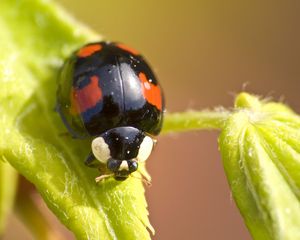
[56,41,164,182]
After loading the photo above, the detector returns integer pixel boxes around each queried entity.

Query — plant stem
[15,178,65,240]
[162,110,230,134]
[0,161,18,235]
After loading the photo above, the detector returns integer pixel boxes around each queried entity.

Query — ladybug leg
[54,104,59,112]
[58,132,73,138]
[84,152,101,168]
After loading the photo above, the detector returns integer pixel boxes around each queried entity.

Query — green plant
[1,0,300,240]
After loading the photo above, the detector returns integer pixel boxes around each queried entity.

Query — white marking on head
[91,137,111,163]
[119,161,129,171]
[137,136,154,162]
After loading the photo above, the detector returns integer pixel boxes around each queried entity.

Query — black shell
[56,41,164,138]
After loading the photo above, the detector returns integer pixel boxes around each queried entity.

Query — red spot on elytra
[116,43,139,55]
[139,72,162,111]
[70,76,102,114]
[77,44,102,57]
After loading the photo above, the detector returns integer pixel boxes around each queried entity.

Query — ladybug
[56,41,164,182]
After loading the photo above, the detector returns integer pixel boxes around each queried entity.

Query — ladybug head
[91,126,154,181]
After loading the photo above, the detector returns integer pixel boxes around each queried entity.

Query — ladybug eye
[91,137,111,163]
[136,136,154,162]
[128,160,138,173]
[107,159,120,172]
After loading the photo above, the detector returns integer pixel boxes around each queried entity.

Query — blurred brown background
[4,0,300,239]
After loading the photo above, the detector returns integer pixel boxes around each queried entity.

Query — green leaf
[0,161,18,235]
[219,92,300,240]
[0,0,153,239]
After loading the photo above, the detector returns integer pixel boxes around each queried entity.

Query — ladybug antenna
[95,174,114,183]
[131,174,152,187]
